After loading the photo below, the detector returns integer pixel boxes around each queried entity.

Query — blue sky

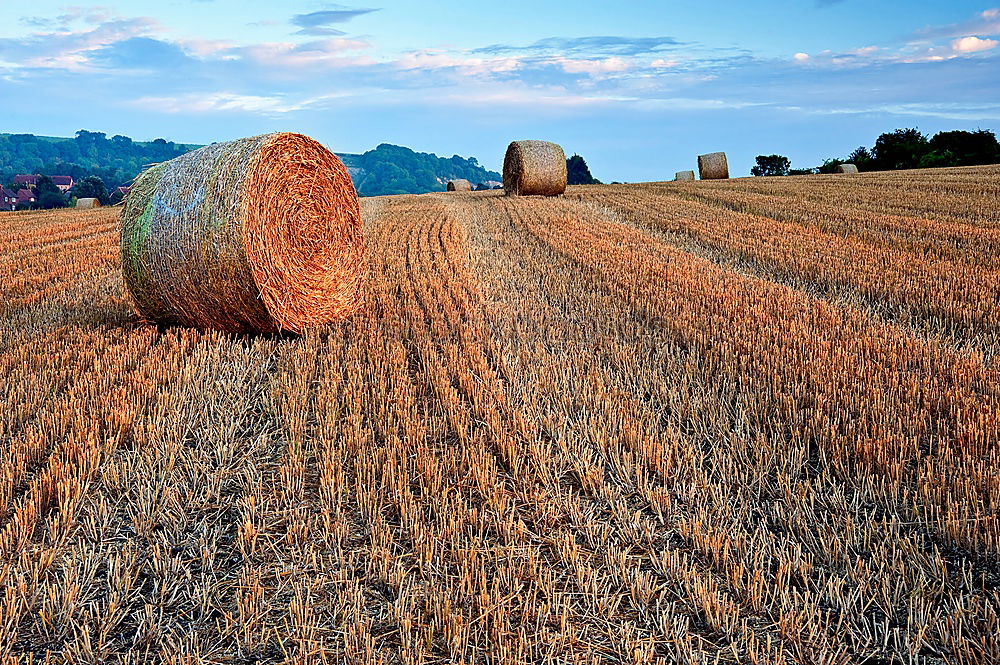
[1,1,998,180]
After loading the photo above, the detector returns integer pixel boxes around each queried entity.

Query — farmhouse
[1,188,17,211]
[50,176,74,193]
[16,189,36,206]
[13,174,75,193]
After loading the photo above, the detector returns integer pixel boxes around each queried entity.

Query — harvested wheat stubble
[698,152,729,180]
[120,132,365,334]
[503,140,567,196]
[75,198,101,209]
[835,163,859,174]
[447,179,473,192]
[675,170,695,181]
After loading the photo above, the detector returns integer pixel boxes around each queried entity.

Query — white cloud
[127,91,362,115]
[793,52,809,62]
[650,58,678,68]
[556,56,630,75]
[951,36,998,53]
[395,49,520,74]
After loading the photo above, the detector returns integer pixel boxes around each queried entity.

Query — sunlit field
[1,167,998,664]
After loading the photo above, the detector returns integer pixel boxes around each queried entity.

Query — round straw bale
[76,198,101,209]
[698,152,729,180]
[503,140,567,196]
[447,179,473,192]
[675,171,695,181]
[121,132,365,334]
[834,163,859,174]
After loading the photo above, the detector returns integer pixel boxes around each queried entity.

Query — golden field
[0,167,998,664]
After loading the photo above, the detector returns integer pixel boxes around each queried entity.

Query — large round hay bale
[698,152,729,180]
[447,179,472,192]
[834,163,859,174]
[503,140,567,196]
[675,171,695,181]
[76,198,101,209]
[121,132,365,334]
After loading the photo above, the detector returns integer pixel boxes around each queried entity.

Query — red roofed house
[13,174,74,193]
[50,176,74,193]
[1,188,17,211]
[16,189,36,207]
[13,174,39,189]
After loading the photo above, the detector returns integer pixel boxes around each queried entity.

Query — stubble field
[0,166,998,664]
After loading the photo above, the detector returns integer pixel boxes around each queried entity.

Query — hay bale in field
[447,179,473,192]
[120,132,365,334]
[835,163,859,174]
[675,171,695,181]
[698,152,729,180]
[503,140,567,196]
[76,198,101,209]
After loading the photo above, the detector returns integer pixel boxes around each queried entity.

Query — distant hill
[0,131,501,197]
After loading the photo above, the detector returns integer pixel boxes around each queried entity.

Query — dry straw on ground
[835,163,859,174]
[75,198,101,209]
[503,140,567,196]
[120,132,365,334]
[447,179,473,192]
[675,170,695,181]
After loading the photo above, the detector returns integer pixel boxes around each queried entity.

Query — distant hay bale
[76,198,101,209]
[503,140,567,196]
[121,132,365,334]
[698,152,729,180]
[675,171,695,181]
[835,163,859,174]
[447,179,473,192]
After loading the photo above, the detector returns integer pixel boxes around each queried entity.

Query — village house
[13,174,75,194]
[1,188,17,211]
[16,189,36,207]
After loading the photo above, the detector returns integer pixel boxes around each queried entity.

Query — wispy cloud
[291,6,379,36]
[474,36,682,57]
[912,7,1000,40]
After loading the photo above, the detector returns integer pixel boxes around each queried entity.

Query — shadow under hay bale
[835,163,859,174]
[76,198,101,209]
[503,140,567,196]
[675,171,695,181]
[447,179,473,192]
[120,132,365,335]
[698,152,729,180]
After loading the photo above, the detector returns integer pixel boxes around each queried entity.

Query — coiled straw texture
[503,140,567,196]
[698,152,730,180]
[121,132,365,334]
[447,179,473,192]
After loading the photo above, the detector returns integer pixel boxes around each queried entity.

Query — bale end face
[698,152,729,180]
[675,171,695,181]
[834,163,859,174]
[503,140,567,196]
[120,132,365,334]
[447,179,473,192]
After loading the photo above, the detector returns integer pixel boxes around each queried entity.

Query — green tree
[71,176,110,204]
[847,146,875,172]
[873,128,930,170]
[750,154,790,177]
[566,154,601,185]
[928,129,1000,166]
[817,158,847,174]
[32,175,68,209]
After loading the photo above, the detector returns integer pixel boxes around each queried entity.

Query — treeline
[752,127,1000,176]
[0,130,197,190]
[344,144,502,197]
